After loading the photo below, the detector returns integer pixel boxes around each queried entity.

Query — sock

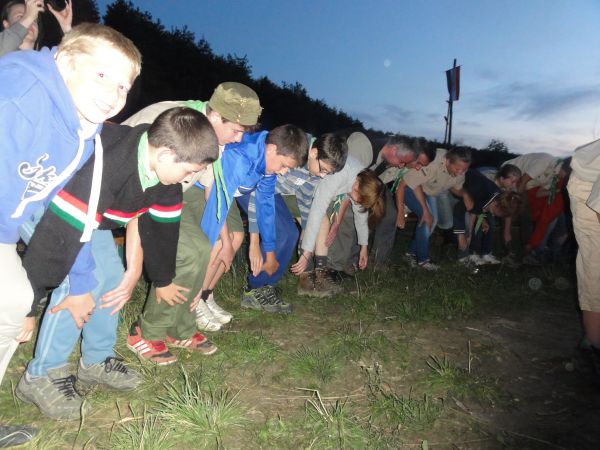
[200,289,213,301]
[315,255,328,270]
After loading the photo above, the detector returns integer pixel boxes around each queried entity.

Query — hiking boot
[16,366,87,420]
[479,254,501,265]
[297,272,316,296]
[0,424,37,447]
[166,332,218,355]
[127,321,177,365]
[78,357,142,391]
[206,293,233,324]
[195,298,222,332]
[314,269,343,295]
[241,285,292,313]
[418,260,439,271]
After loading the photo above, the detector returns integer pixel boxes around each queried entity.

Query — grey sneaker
[78,357,142,391]
[241,285,292,314]
[0,424,37,447]
[16,366,87,420]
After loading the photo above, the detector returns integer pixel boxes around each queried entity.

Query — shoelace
[104,357,128,374]
[263,286,283,305]
[52,375,77,399]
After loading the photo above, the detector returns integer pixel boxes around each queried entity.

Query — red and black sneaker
[127,321,177,365]
[166,332,218,356]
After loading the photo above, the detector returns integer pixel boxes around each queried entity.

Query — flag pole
[447,58,457,146]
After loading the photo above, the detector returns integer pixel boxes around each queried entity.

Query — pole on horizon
[444,59,460,147]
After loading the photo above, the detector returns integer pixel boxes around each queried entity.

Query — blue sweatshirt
[0,47,98,242]
[201,131,277,251]
[0,47,100,294]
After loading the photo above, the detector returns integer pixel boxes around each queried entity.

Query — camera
[44,0,67,11]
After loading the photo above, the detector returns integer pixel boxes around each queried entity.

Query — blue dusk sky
[96,0,600,156]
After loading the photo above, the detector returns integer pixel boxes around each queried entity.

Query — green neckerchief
[329,193,346,223]
[547,158,562,205]
[137,132,159,191]
[212,158,231,222]
[183,100,208,114]
[474,213,486,234]
[391,167,408,193]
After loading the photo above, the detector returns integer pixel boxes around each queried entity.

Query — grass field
[1,231,597,449]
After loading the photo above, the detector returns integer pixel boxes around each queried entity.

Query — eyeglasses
[317,158,333,176]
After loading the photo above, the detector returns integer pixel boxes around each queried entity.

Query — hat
[347,132,373,169]
[208,82,262,126]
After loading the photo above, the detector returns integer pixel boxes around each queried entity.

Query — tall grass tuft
[289,345,339,386]
[155,369,246,447]
[106,409,173,450]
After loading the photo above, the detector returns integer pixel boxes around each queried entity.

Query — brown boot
[314,269,343,296]
[297,272,316,297]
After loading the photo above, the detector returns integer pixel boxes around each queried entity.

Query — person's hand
[15,316,36,343]
[213,241,234,272]
[49,293,95,329]
[358,246,368,270]
[396,208,406,229]
[101,270,139,315]
[21,0,44,28]
[155,283,189,307]
[291,252,310,275]
[189,293,202,312]
[463,193,474,212]
[249,241,264,276]
[481,219,490,234]
[325,221,340,247]
[420,209,433,231]
[47,0,73,33]
[262,252,279,276]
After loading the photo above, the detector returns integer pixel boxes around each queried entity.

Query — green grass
[288,345,340,387]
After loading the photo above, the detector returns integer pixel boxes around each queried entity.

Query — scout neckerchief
[391,167,408,193]
[212,158,231,222]
[547,159,562,205]
[329,193,346,223]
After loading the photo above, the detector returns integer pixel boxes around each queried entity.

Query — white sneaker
[205,293,232,324]
[195,299,222,332]
[479,254,501,265]
[458,256,471,267]
[468,254,485,266]
[418,261,439,271]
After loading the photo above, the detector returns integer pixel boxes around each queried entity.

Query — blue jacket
[0,47,98,243]
[201,131,277,251]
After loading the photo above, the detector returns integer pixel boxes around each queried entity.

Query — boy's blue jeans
[20,213,123,376]
[403,187,439,264]
[236,193,299,289]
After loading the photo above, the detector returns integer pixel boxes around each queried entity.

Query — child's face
[211,116,246,146]
[155,152,206,185]
[446,158,469,177]
[58,46,135,126]
[499,174,519,191]
[265,144,298,175]
[349,180,361,203]
[307,148,335,178]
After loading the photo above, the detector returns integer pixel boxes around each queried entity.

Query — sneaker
[404,253,417,268]
[166,332,218,355]
[457,255,472,267]
[0,424,37,447]
[314,269,343,295]
[205,293,233,324]
[241,285,292,313]
[479,254,501,265]
[16,367,87,420]
[78,357,142,391]
[468,254,485,266]
[418,260,439,271]
[195,298,222,332]
[127,322,177,365]
[297,272,316,296]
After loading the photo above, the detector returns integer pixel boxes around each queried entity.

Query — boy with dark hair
[123,82,262,330]
[229,132,348,316]
[17,107,218,420]
[0,22,140,442]
[128,124,308,363]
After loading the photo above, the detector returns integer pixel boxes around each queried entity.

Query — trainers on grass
[241,285,292,313]
[0,424,37,447]
[418,260,439,271]
[16,366,87,420]
[479,253,501,265]
[78,357,142,391]
[195,298,222,332]
[166,332,217,355]
[127,321,177,365]
[205,293,232,324]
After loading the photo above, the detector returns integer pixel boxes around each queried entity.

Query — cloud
[473,82,600,120]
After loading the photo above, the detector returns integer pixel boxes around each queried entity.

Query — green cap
[208,82,262,126]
